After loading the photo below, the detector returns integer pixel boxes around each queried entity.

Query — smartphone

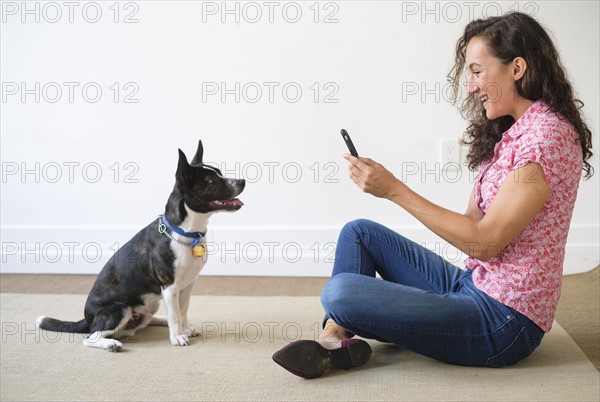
[340,129,359,157]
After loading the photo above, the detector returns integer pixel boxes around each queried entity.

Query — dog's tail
[36,316,90,333]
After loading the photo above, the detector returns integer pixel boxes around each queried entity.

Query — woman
[272,11,594,379]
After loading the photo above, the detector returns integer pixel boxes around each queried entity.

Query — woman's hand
[344,154,405,199]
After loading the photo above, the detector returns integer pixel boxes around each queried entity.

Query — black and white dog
[37,140,245,352]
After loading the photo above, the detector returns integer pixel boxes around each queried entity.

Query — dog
[37,140,245,352]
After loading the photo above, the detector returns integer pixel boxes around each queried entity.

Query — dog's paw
[184,327,200,338]
[170,333,190,346]
[104,339,123,353]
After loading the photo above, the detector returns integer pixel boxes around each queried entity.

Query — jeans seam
[488,315,515,335]
[485,326,526,367]
[335,312,487,339]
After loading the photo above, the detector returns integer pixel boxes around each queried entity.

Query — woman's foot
[272,339,372,379]
[318,318,351,349]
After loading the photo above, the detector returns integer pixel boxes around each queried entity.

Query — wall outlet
[440,139,461,169]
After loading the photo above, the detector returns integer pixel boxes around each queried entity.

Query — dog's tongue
[211,198,244,208]
[227,198,244,207]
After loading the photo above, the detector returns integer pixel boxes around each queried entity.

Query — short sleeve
[511,141,562,189]
[511,119,579,190]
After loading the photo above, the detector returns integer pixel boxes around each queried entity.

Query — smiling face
[183,163,245,213]
[465,36,532,121]
[175,143,245,214]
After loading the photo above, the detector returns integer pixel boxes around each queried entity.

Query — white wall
[1,1,598,276]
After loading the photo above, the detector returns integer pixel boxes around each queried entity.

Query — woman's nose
[467,79,479,95]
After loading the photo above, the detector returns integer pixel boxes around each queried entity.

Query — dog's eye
[206,176,215,184]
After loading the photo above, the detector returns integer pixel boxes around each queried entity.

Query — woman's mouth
[480,95,489,107]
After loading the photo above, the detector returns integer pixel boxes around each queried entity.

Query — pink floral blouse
[464,100,583,332]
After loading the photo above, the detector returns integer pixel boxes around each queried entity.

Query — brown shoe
[272,339,372,379]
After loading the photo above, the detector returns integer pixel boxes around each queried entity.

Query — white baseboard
[1,224,598,276]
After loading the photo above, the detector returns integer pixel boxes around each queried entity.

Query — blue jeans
[321,219,545,367]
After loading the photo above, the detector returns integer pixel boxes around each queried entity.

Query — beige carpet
[1,294,598,401]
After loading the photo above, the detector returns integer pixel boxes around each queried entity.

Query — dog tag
[192,244,205,257]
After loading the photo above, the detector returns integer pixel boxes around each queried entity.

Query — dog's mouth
[208,198,244,211]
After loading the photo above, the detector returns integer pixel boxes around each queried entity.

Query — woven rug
[1,294,598,401]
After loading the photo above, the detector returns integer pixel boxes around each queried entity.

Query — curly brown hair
[448,12,593,179]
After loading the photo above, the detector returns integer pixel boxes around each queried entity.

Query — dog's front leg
[161,285,189,346]
[179,279,200,338]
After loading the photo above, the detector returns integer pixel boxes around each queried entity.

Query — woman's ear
[513,57,528,81]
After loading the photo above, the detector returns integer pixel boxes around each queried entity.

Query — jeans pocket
[485,321,544,368]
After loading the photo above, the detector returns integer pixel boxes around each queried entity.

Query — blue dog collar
[158,215,206,247]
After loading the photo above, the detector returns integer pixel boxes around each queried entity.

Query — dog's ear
[190,140,204,166]
[176,149,193,185]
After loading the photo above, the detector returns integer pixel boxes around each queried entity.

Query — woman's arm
[464,189,484,222]
[345,155,551,261]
